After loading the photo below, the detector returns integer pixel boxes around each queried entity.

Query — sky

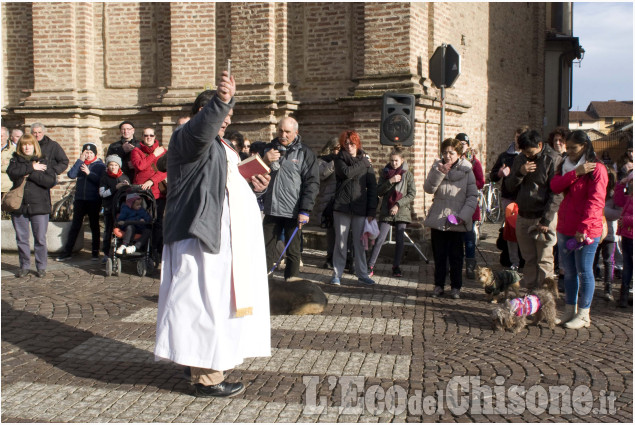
[571,2,633,111]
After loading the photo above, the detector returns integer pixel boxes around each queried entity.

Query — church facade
[2,2,580,221]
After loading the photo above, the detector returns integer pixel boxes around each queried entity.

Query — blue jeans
[463,221,476,259]
[558,233,600,309]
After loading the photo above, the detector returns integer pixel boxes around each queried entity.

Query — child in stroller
[116,193,152,255]
[105,186,156,277]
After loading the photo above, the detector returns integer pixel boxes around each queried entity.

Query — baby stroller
[105,185,157,277]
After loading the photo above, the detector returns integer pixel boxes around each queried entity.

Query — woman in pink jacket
[550,130,607,329]
[614,172,633,308]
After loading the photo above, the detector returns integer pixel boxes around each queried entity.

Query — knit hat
[455,133,470,145]
[105,154,122,168]
[82,143,98,155]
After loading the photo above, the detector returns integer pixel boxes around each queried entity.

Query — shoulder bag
[1,177,27,213]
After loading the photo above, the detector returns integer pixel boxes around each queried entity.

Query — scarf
[107,169,123,179]
[563,153,586,175]
[84,156,97,165]
[140,140,158,155]
[339,149,366,166]
[383,161,408,209]
[463,148,474,163]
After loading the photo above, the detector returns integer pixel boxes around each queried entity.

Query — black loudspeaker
[380,93,415,146]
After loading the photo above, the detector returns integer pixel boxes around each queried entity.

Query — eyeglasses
[143,134,155,137]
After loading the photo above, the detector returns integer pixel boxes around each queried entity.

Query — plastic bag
[361,218,380,250]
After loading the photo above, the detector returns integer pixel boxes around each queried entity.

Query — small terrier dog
[476,266,522,303]
[491,277,559,333]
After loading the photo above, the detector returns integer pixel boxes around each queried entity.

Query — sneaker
[604,292,615,302]
[510,264,519,271]
[55,254,71,262]
[392,266,402,277]
[358,276,376,285]
[450,288,461,299]
[16,268,29,278]
[115,245,126,255]
[126,245,137,254]
[323,260,334,270]
[36,269,46,278]
[330,277,341,286]
[368,266,374,277]
[432,286,444,298]
[101,255,109,264]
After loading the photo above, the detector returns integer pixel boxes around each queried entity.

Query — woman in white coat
[424,138,478,299]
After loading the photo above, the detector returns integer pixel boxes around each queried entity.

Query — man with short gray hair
[261,117,319,281]
[30,123,69,176]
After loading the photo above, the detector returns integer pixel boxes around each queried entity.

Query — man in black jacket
[505,130,563,290]
[490,126,527,270]
[30,123,69,177]
[106,121,140,180]
[262,117,320,281]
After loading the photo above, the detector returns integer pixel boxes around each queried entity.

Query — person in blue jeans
[550,130,608,328]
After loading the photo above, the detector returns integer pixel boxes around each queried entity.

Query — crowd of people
[1,65,632,397]
[1,118,632,311]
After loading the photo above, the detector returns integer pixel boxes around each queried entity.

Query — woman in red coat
[131,128,167,256]
[550,130,607,329]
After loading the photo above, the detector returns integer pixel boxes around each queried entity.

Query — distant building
[569,100,633,133]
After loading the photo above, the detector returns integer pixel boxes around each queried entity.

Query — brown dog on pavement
[476,266,522,303]
[491,276,559,332]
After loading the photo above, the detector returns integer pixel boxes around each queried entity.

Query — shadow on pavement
[1,300,189,394]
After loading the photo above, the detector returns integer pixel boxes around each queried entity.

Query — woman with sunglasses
[131,128,167,256]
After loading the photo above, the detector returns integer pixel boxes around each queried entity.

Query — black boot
[465,258,476,279]
[604,265,614,302]
[618,280,630,308]
[604,282,614,302]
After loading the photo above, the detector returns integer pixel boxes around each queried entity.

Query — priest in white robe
[155,70,271,398]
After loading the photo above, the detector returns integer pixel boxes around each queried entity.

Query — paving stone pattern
[1,223,632,422]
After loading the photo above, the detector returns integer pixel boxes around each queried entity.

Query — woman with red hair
[330,130,378,285]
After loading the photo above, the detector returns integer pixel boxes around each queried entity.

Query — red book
[237,154,270,180]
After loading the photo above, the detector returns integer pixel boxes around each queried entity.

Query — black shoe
[392,266,402,277]
[36,269,46,278]
[16,268,29,278]
[55,254,71,262]
[558,275,565,293]
[323,260,333,270]
[194,381,245,398]
[183,366,191,380]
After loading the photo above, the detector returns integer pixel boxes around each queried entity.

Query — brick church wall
[2,2,546,226]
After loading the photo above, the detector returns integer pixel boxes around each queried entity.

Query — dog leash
[268,226,300,276]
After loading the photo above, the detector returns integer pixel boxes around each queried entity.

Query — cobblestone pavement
[2,223,632,422]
